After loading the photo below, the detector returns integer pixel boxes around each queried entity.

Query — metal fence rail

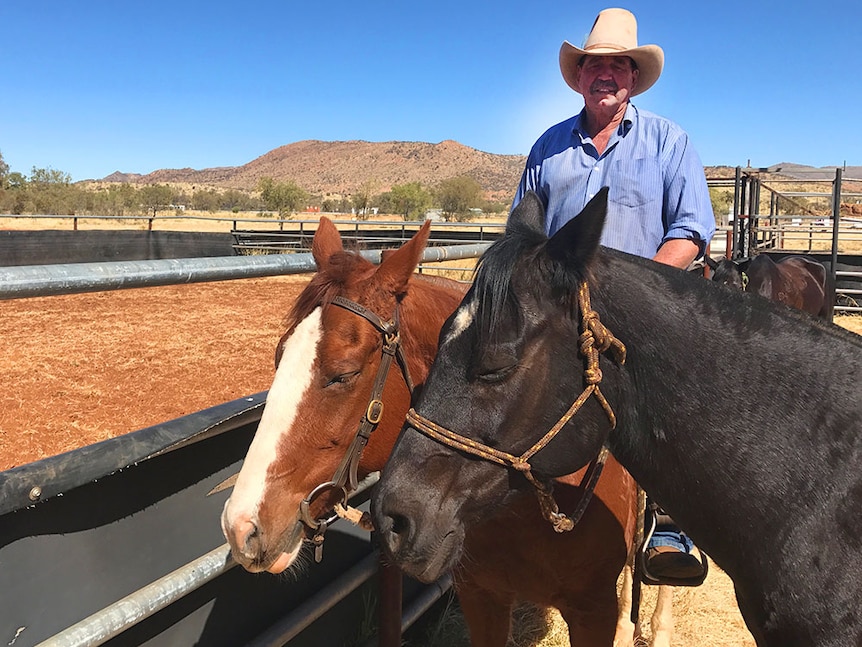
[0,243,491,300]
[36,475,382,647]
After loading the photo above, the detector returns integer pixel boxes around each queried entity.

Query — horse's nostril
[245,521,259,542]
[230,518,260,559]
[380,512,412,557]
[390,513,410,537]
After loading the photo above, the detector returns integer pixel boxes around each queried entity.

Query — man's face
[575,55,639,113]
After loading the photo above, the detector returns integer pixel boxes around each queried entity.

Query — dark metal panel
[0,397,377,647]
[0,394,267,517]
[0,231,236,266]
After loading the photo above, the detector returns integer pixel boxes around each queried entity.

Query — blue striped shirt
[513,103,715,259]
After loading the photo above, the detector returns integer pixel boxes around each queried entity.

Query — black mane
[472,220,544,346]
[472,210,596,347]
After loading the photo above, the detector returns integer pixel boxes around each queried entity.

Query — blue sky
[2,1,859,182]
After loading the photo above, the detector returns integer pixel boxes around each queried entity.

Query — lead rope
[406,281,626,533]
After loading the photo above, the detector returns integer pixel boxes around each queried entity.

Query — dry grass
[0,210,508,234]
[404,565,758,647]
[835,314,862,334]
[0,211,285,233]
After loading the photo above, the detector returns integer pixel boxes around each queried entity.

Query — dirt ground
[0,274,756,646]
[0,276,309,470]
[2,261,859,647]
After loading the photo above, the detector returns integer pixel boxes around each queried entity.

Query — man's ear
[631,67,639,93]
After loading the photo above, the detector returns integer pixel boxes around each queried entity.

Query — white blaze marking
[225,308,322,524]
[442,296,477,345]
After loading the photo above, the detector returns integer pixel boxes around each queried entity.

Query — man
[512,8,715,584]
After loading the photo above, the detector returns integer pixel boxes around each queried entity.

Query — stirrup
[637,504,708,587]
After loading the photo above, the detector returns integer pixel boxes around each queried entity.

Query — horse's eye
[475,363,517,384]
[325,371,360,388]
[474,347,518,383]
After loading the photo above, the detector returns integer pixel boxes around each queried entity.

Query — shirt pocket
[609,157,662,208]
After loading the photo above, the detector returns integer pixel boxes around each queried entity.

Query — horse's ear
[546,187,608,268]
[312,217,344,270]
[374,219,431,294]
[507,191,546,236]
[705,256,718,270]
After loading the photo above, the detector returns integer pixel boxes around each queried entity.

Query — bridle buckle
[366,399,384,424]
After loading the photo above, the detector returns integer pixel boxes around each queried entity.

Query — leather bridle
[299,295,414,560]
[406,281,627,533]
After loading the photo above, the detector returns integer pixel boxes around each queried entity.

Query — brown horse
[705,254,830,319]
[220,217,671,646]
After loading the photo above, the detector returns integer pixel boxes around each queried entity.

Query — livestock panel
[0,396,386,647]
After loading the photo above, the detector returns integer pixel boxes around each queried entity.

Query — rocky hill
[102,140,527,202]
[97,139,860,202]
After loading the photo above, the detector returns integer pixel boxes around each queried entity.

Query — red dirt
[0,276,308,471]
[4,277,860,473]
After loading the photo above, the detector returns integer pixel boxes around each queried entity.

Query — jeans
[648,526,694,552]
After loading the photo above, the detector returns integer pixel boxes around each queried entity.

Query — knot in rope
[550,514,575,533]
[577,283,627,365]
[512,460,531,473]
[583,366,603,385]
[578,327,596,356]
[578,324,604,385]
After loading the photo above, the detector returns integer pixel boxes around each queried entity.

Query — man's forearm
[653,238,700,270]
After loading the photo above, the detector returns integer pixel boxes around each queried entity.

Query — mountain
[101,140,527,202]
[767,163,862,181]
[96,140,861,200]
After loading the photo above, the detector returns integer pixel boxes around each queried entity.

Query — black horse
[373,189,862,647]
[705,254,830,319]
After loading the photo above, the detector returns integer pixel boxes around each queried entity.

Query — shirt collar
[573,102,637,143]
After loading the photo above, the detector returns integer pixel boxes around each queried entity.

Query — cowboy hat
[559,8,664,97]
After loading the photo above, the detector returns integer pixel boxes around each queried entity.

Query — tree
[436,176,483,222]
[709,187,733,226]
[0,150,9,189]
[27,166,78,214]
[192,188,220,212]
[93,183,139,217]
[139,184,174,217]
[221,189,258,212]
[257,177,307,218]
[351,180,378,220]
[389,182,432,221]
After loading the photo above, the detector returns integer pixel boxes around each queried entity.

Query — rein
[406,281,626,533]
[299,295,414,561]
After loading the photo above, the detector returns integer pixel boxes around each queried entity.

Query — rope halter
[406,281,626,533]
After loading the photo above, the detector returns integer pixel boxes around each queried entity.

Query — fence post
[728,166,746,258]
[829,167,843,322]
[377,558,402,647]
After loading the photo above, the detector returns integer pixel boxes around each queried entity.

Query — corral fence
[230,220,505,255]
[0,215,503,270]
[0,243,489,647]
[711,166,862,314]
